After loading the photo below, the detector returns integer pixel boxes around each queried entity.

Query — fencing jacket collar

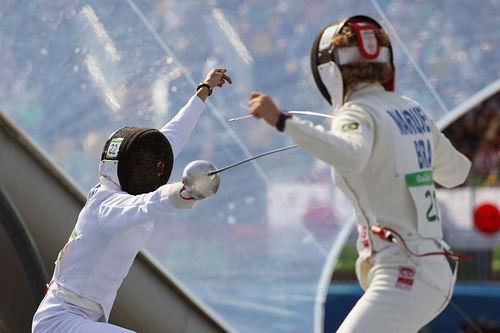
[98,160,121,191]
[344,82,385,104]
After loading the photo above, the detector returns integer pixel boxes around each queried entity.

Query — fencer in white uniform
[32,69,231,333]
[248,16,471,332]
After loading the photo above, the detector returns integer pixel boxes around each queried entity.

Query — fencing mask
[100,127,174,195]
[310,15,395,112]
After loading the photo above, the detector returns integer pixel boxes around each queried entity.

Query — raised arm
[248,92,373,174]
[160,95,205,158]
[160,68,232,157]
[285,108,373,174]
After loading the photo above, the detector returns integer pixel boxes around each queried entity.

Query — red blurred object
[303,205,335,229]
[473,203,500,235]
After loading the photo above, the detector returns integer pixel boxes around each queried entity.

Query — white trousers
[32,290,135,333]
[337,240,455,333]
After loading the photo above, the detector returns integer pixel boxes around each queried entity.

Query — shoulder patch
[69,228,78,241]
[341,122,359,132]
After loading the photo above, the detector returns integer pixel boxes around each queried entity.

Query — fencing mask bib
[310,15,395,111]
[100,127,174,195]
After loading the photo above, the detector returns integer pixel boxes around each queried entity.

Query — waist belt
[49,281,104,315]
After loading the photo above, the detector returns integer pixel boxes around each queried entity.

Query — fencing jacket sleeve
[159,95,205,157]
[284,107,374,175]
[430,119,471,188]
[98,182,194,235]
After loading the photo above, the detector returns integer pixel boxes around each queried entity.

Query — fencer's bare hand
[248,91,281,126]
[203,68,232,89]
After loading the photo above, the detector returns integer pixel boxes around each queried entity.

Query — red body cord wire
[370,226,471,262]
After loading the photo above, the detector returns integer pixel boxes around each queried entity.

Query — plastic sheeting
[1,1,498,332]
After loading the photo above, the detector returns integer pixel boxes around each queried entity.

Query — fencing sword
[207,144,298,176]
[182,145,298,198]
[288,110,335,119]
[228,110,334,122]
[217,110,334,174]
[185,111,331,196]
[227,114,254,122]
[184,110,331,197]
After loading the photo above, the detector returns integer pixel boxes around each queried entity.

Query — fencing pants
[337,240,455,333]
[32,290,135,333]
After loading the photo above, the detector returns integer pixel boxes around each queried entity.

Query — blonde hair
[332,25,394,92]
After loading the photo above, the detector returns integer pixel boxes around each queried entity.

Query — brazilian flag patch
[341,122,359,132]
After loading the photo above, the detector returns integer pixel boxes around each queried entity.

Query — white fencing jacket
[51,95,205,321]
[285,83,471,256]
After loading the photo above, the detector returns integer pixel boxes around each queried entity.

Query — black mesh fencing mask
[101,127,174,195]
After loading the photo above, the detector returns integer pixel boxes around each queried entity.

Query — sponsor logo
[395,266,415,291]
[416,173,432,184]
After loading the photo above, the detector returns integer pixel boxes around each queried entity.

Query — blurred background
[0,1,498,332]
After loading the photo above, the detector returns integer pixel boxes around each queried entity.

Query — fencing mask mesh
[101,127,173,195]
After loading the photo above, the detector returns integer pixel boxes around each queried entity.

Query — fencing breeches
[337,240,455,333]
[32,290,135,333]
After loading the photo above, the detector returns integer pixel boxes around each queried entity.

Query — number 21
[425,190,440,222]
